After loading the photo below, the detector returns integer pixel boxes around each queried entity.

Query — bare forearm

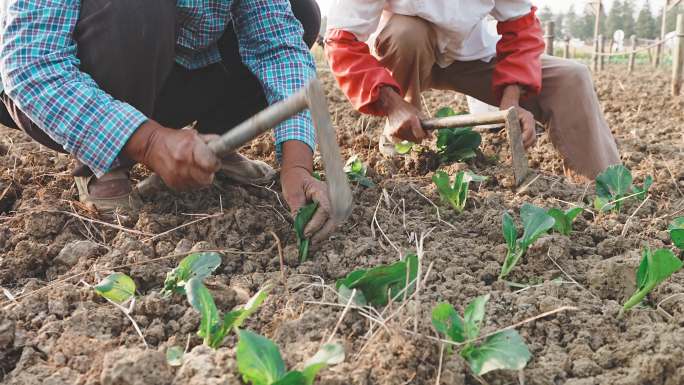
[281,140,313,174]
[500,85,522,109]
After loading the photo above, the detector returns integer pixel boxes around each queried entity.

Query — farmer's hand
[500,85,536,149]
[281,141,336,244]
[377,86,430,143]
[123,120,220,190]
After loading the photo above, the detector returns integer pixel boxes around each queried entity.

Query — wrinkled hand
[123,120,220,190]
[378,86,430,143]
[500,85,537,149]
[281,166,336,244]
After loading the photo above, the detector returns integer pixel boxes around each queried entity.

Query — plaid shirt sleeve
[231,0,317,157]
[0,0,147,177]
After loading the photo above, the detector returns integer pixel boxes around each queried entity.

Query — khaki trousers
[374,15,620,179]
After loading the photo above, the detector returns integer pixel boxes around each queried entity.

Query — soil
[1,63,684,385]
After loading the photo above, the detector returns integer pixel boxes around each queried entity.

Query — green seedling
[344,155,375,187]
[236,329,344,385]
[547,207,583,236]
[336,254,418,307]
[631,175,653,201]
[434,107,482,163]
[432,294,531,376]
[295,202,319,262]
[669,218,684,250]
[166,346,184,367]
[432,170,487,213]
[623,248,683,311]
[394,140,414,154]
[500,204,555,279]
[94,273,136,304]
[594,164,633,212]
[161,252,222,296]
[187,278,272,348]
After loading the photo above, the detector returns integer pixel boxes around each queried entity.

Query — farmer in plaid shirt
[0,0,336,242]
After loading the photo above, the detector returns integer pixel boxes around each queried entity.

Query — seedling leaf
[435,106,457,118]
[631,176,653,201]
[166,346,184,367]
[463,330,531,376]
[94,273,136,304]
[344,155,375,187]
[547,207,583,236]
[623,248,683,310]
[186,278,220,344]
[431,303,465,343]
[669,217,684,250]
[295,202,319,262]
[272,371,307,385]
[161,252,222,296]
[432,170,486,213]
[302,343,345,385]
[237,329,287,385]
[394,140,414,154]
[463,294,489,340]
[500,205,555,278]
[502,213,517,251]
[336,254,418,307]
[595,165,633,212]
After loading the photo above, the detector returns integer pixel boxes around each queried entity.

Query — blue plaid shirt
[0,0,316,176]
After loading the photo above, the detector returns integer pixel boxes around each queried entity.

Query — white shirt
[326,0,533,68]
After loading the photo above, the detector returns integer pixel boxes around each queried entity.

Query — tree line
[538,1,684,41]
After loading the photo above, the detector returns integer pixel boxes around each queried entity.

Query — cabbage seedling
[294,202,319,262]
[632,175,653,201]
[236,329,344,385]
[344,155,375,187]
[432,294,531,376]
[336,254,418,307]
[161,252,222,296]
[669,218,684,250]
[187,278,272,348]
[547,207,583,236]
[623,248,683,311]
[500,204,555,279]
[594,165,634,212]
[432,170,487,213]
[94,273,136,304]
[394,140,414,154]
[434,107,482,163]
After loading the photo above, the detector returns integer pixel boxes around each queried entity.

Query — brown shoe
[74,169,141,212]
[220,152,276,185]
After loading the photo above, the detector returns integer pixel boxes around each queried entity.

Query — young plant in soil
[432,170,486,213]
[546,207,583,236]
[187,278,272,348]
[669,218,684,250]
[432,294,531,376]
[336,254,418,307]
[632,175,653,201]
[295,202,319,262]
[344,155,375,187]
[623,248,683,311]
[594,165,652,212]
[161,252,222,296]
[500,204,556,279]
[94,272,136,303]
[434,107,482,163]
[236,329,344,385]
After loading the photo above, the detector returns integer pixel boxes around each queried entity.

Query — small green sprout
[187,278,272,348]
[336,254,418,307]
[161,252,222,296]
[623,248,683,311]
[236,329,344,385]
[94,273,136,304]
[394,140,414,154]
[500,204,556,279]
[294,202,319,262]
[669,218,684,250]
[632,175,653,201]
[344,155,375,187]
[546,207,583,236]
[434,107,482,163]
[166,346,184,367]
[432,294,531,376]
[432,170,486,213]
[594,165,633,212]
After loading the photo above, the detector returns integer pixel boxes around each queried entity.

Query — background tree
[621,0,637,37]
[607,0,625,35]
[636,0,658,38]
[539,5,554,24]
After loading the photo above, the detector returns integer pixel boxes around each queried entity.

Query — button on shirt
[0,0,316,176]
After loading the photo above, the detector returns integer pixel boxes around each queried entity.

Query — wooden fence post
[564,37,571,58]
[599,35,605,71]
[628,35,637,73]
[545,21,555,56]
[673,14,684,96]
[592,0,602,72]
[655,0,668,68]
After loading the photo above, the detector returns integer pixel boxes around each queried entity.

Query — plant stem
[623,283,655,310]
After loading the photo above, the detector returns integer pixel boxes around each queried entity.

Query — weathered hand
[123,120,220,191]
[281,166,335,243]
[500,85,537,149]
[378,86,430,143]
